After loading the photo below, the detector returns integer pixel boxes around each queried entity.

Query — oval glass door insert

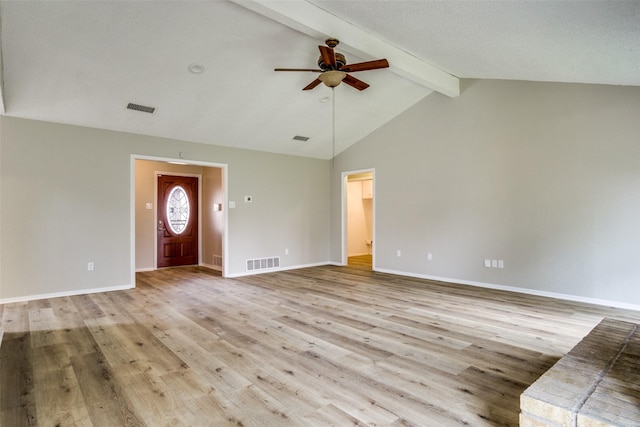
[166,185,190,234]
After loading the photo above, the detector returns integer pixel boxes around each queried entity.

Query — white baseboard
[199,263,222,272]
[375,268,640,312]
[0,283,135,305]
[135,267,155,272]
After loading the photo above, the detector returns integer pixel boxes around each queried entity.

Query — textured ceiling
[310,0,640,86]
[1,1,638,160]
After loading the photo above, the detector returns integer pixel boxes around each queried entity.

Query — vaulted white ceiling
[1,1,638,159]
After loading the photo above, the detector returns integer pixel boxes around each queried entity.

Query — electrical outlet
[498,260,504,269]
[285,248,289,255]
[88,262,95,271]
[427,253,433,261]
[396,250,401,257]
[484,259,491,268]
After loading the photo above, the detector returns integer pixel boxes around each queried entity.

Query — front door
[157,175,198,268]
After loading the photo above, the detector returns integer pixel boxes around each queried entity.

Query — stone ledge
[520,318,639,427]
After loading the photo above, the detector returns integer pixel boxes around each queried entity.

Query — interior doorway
[132,156,227,279]
[342,169,374,270]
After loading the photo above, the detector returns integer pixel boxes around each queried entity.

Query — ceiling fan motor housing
[318,52,346,70]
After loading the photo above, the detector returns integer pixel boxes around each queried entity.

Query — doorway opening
[132,156,227,281]
[342,169,374,270]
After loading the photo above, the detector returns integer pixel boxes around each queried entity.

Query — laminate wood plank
[158,370,233,426]
[0,334,38,426]
[243,336,390,422]
[406,305,575,355]
[115,370,188,426]
[1,301,30,334]
[32,344,92,426]
[307,403,371,427]
[299,349,478,426]
[28,307,66,349]
[84,318,189,379]
[69,351,144,427]
[2,265,640,426]
[71,294,107,321]
[276,314,396,360]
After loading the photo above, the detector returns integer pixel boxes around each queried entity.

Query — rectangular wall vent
[246,256,280,272]
[126,102,156,114]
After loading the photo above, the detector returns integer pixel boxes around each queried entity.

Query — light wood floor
[2,266,639,426]
[348,254,372,270]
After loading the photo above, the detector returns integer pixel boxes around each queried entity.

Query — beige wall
[3,79,639,308]
[202,166,224,269]
[332,80,640,307]
[0,117,330,301]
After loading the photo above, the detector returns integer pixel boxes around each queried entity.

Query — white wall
[0,117,330,301]
[332,80,640,307]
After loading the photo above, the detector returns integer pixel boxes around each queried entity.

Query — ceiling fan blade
[319,45,336,68]
[342,74,369,91]
[274,68,324,72]
[340,59,389,72]
[303,78,323,91]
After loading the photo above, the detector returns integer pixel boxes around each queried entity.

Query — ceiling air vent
[126,102,156,114]
[292,135,309,142]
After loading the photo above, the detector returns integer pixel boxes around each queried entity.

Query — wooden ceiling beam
[230,0,460,97]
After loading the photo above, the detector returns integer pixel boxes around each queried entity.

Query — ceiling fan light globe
[319,71,347,88]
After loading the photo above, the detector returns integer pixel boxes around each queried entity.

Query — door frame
[154,171,201,269]
[341,168,375,269]
[130,155,229,284]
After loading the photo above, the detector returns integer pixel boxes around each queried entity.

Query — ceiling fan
[275,38,389,91]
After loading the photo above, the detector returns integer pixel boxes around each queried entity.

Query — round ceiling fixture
[318,70,346,88]
[187,63,205,74]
